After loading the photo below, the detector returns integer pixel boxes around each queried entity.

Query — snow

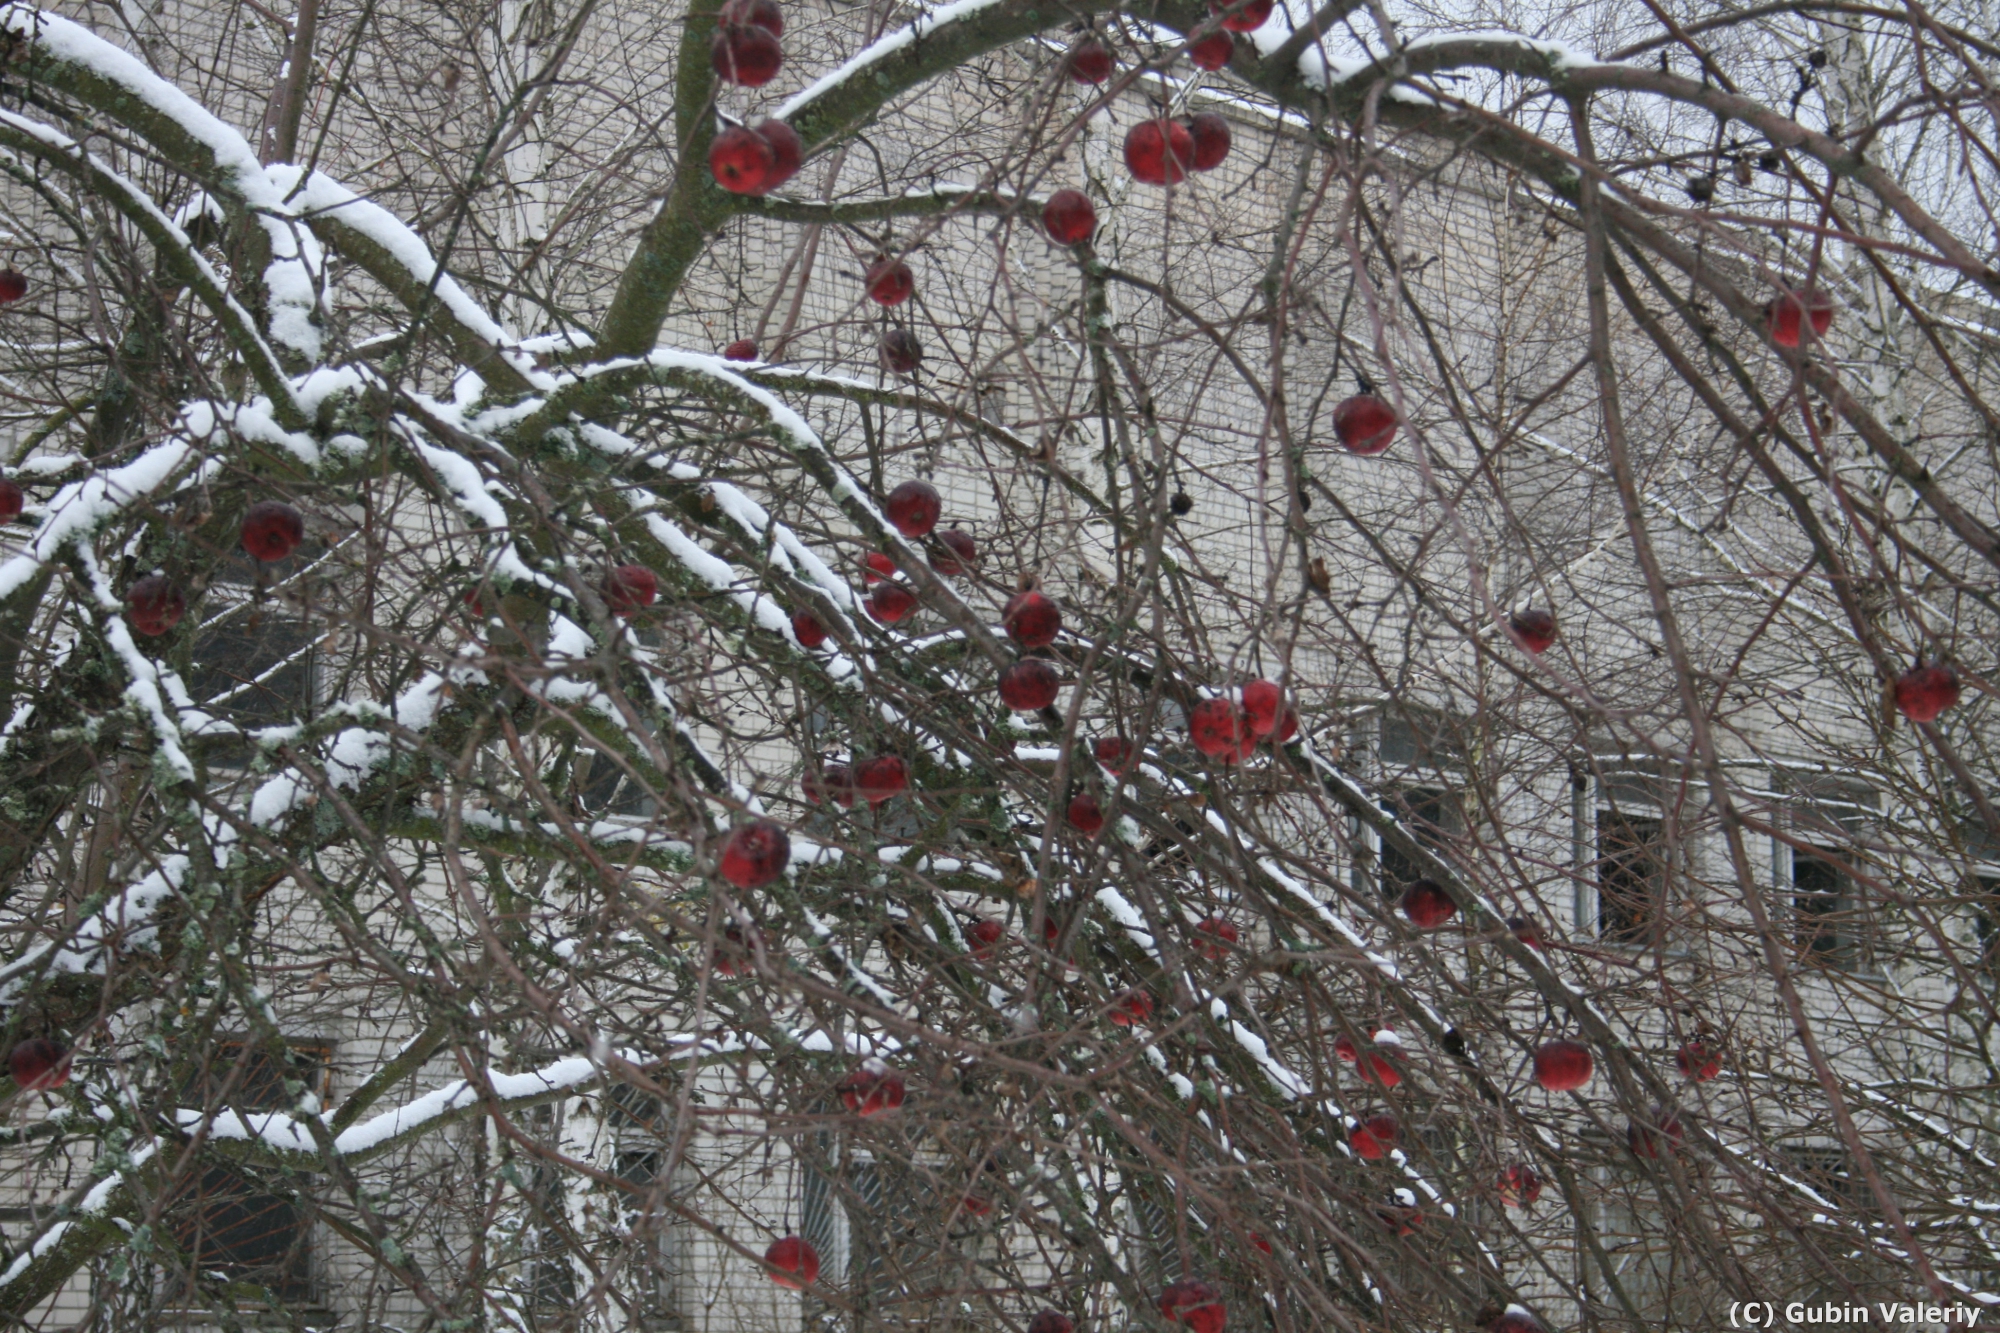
[1094,886,1159,959]
[0,438,193,603]
[775,0,1014,122]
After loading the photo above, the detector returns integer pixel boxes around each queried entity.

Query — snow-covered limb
[741,184,1035,225]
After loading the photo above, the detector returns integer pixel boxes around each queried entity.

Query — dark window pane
[189,609,315,769]
[1599,813,1664,946]
[1381,787,1450,897]
[171,1166,313,1301]
[1794,849,1852,965]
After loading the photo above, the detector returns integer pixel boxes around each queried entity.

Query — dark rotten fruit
[241,500,305,562]
[127,575,187,637]
[0,269,27,303]
[854,755,909,808]
[867,583,917,624]
[790,608,827,648]
[1188,30,1232,68]
[1676,1040,1721,1082]
[1894,663,1960,723]
[1189,696,1250,760]
[0,478,21,521]
[764,1235,819,1288]
[1187,112,1230,170]
[1629,1110,1684,1159]
[1766,287,1834,348]
[1067,36,1113,83]
[1094,736,1135,772]
[1158,1279,1226,1333]
[709,124,778,194]
[719,0,782,35]
[722,338,759,361]
[1496,1163,1542,1208]
[865,257,915,307]
[1028,1313,1075,1333]
[802,762,854,807]
[880,328,922,374]
[1533,1038,1593,1092]
[1043,189,1097,246]
[1400,878,1456,929]
[838,1058,905,1116]
[1195,916,1237,960]
[1125,119,1194,186]
[8,1039,69,1091]
[999,658,1060,711]
[1209,0,1272,31]
[932,527,977,576]
[718,819,790,889]
[712,23,782,86]
[885,479,941,537]
[1002,590,1062,648]
[1067,791,1105,834]
[1349,1113,1398,1160]
[1332,393,1398,455]
[1510,607,1557,654]
[603,564,658,616]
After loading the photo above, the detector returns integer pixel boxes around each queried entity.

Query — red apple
[1002,591,1062,648]
[1248,1232,1273,1255]
[1490,1307,1547,1333]
[1507,916,1543,949]
[1067,791,1105,834]
[1360,1049,1401,1089]
[1350,1113,1398,1160]
[1332,393,1398,455]
[720,0,782,35]
[863,552,898,584]
[1189,696,1249,759]
[838,1057,905,1116]
[1194,916,1237,959]
[1187,112,1230,170]
[1109,989,1153,1026]
[1029,1313,1074,1333]
[1676,1040,1721,1082]
[1894,663,1960,723]
[0,479,22,521]
[867,583,917,624]
[932,527,977,576]
[791,609,828,648]
[712,23,782,86]
[1209,0,1272,31]
[1376,1204,1423,1237]
[1271,708,1298,743]
[127,574,187,637]
[603,564,658,616]
[710,124,778,194]
[1068,36,1113,83]
[802,762,854,807]
[1628,1110,1684,1159]
[757,119,803,187]
[1188,30,1233,68]
[1241,679,1284,736]
[999,657,1060,711]
[1157,1279,1225,1333]
[1333,1032,1360,1062]
[967,918,1004,959]
[241,500,305,562]
[1533,1039,1593,1092]
[764,1234,819,1288]
[1043,189,1097,246]
[1509,607,1557,654]
[1094,736,1135,772]
[1496,1163,1542,1208]
[865,257,915,307]
[0,270,27,304]
[885,479,941,537]
[1125,119,1194,186]
[718,819,790,889]
[1400,878,1456,929]
[960,1192,994,1217]
[1766,287,1834,348]
[854,755,909,807]
[712,922,758,977]
[723,338,759,361]
[880,328,922,374]
[8,1039,69,1091]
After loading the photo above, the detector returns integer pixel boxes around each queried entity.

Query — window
[1379,708,1463,772]
[1594,1189,1699,1324]
[189,566,318,767]
[1793,848,1868,969]
[1597,811,1665,947]
[1379,787,1459,897]
[170,1041,331,1304]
